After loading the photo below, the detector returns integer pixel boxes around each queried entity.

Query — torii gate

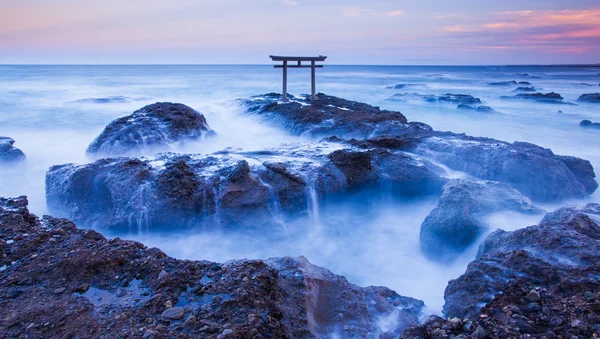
[270,55,327,101]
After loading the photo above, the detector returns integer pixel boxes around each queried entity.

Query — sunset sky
[1,0,599,65]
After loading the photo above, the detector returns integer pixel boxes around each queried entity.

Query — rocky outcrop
[242,93,412,139]
[456,104,494,112]
[0,196,424,338]
[46,143,447,231]
[87,102,215,156]
[443,203,600,320]
[578,93,600,103]
[243,93,596,202]
[386,84,426,89]
[512,86,536,92]
[415,138,598,202]
[0,137,25,164]
[419,180,543,261]
[581,120,600,128]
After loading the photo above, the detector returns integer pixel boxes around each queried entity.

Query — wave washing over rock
[0,136,25,164]
[0,196,424,338]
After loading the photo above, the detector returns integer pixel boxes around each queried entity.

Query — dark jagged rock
[402,283,600,339]
[577,93,600,103]
[242,93,411,139]
[416,138,597,202]
[46,143,446,231]
[512,86,536,92]
[0,137,25,164]
[581,120,600,128]
[501,92,567,104]
[488,81,531,86]
[0,196,424,338]
[87,102,215,156]
[443,203,600,320]
[420,180,543,261]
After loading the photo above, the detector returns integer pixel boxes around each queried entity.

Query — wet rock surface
[581,120,600,128]
[0,196,424,338]
[0,136,25,164]
[577,93,600,103]
[47,143,447,231]
[87,102,215,156]
[443,203,600,321]
[420,180,544,261]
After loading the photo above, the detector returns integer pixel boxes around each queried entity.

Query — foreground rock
[243,93,597,202]
[0,196,424,338]
[578,93,600,103]
[87,102,215,156]
[0,137,25,164]
[420,180,543,261]
[581,120,600,128]
[47,143,447,231]
[443,203,600,321]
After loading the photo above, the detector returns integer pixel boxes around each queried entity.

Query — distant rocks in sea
[577,93,600,103]
[512,86,536,92]
[488,81,531,86]
[386,83,426,89]
[72,96,130,104]
[580,120,600,129]
[387,93,494,112]
[515,73,542,79]
[87,102,215,156]
[501,92,575,105]
[0,137,25,164]
[419,180,544,261]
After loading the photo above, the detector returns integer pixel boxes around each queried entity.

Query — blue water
[0,65,599,313]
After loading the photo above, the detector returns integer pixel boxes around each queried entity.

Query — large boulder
[415,137,598,202]
[420,180,544,261]
[47,143,446,231]
[443,203,600,319]
[0,196,425,338]
[577,93,600,103]
[0,137,25,164]
[87,102,215,156]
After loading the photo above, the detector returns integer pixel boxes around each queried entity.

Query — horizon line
[1,63,599,67]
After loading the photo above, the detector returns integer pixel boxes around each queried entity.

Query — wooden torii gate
[270,55,327,101]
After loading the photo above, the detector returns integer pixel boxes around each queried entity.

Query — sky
[1,0,599,65]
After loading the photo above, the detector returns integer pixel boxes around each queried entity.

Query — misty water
[1,65,599,313]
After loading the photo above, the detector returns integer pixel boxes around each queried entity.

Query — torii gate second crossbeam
[270,55,327,101]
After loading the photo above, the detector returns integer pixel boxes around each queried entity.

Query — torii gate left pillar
[270,55,327,101]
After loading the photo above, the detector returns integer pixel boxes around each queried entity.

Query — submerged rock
[87,102,215,156]
[387,93,483,106]
[444,203,600,319]
[0,137,25,164]
[488,81,531,86]
[512,86,536,92]
[580,120,600,128]
[501,92,571,104]
[72,96,130,104]
[386,83,426,89]
[0,196,424,338]
[46,143,446,231]
[456,104,494,112]
[420,180,544,261]
[577,93,600,103]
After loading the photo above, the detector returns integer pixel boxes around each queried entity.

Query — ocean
[0,64,599,313]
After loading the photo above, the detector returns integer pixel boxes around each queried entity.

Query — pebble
[26,323,35,330]
[472,326,486,339]
[218,329,233,338]
[525,290,541,302]
[77,283,90,293]
[160,307,184,320]
[6,240,14,244]
[158,270,169,280]
[53,287,66,294]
